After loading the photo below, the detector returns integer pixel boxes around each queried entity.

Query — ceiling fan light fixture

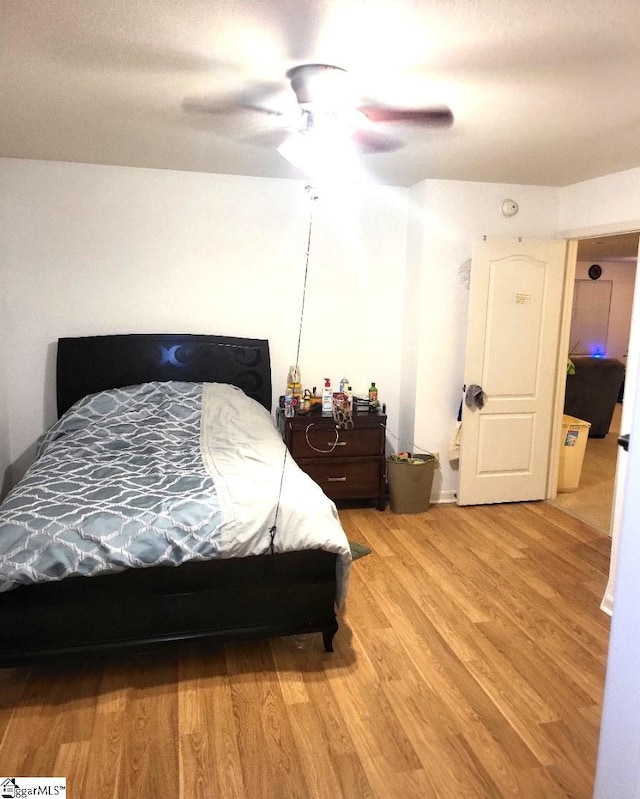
[277,130,310,169]
[277,111,359,180]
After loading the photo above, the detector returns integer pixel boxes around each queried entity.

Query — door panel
[477,414,535,473]
[484,258,545,394]
[459,238,567,506]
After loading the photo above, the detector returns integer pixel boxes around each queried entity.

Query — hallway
[548,403,621,536]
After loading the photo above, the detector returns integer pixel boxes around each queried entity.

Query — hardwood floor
[0,502,611,798]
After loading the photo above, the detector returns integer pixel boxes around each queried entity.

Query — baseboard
[600,591,613,617]
[434,490,457,504]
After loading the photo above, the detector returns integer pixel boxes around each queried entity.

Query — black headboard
[56,334,272,417]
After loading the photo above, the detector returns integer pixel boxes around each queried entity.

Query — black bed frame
[0,334,339,667]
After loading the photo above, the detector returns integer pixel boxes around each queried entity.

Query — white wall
[0,158,407,489]
[408,179,561,500]
[397,182,427,461]
[0,159,561,506]
[0,155,634,514]
[0,263,10,496]
[0,159,563,506]
[559,167,640,236]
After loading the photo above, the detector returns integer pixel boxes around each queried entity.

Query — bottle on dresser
[287,365,302,406]
[346,385,353,411]
[322,378,333,412]
[368,381,378,412]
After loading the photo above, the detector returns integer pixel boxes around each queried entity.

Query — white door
[458,237,568,506]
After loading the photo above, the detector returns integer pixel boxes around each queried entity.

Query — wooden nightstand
[278,408,387,510]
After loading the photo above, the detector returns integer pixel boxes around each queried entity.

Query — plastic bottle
[287,365,302,403]
[346,385,353,411]
[368,381,378,412]
[322,378,333,413]
[284,389,295,417]
[339,377,349,394]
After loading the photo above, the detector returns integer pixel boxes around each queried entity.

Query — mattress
[0,381,351,602]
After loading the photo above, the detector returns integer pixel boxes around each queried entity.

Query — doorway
[549,231,639,534]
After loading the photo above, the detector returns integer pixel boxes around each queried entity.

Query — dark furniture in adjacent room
[564,356,625,438]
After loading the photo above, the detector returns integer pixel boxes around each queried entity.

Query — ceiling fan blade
[359,105,454,127]
[238,103,287,117]
[241,129,290,148]
[182,100,285,124]
[182,97,285,118]
[351,129,405,154]
[183,79,291,118]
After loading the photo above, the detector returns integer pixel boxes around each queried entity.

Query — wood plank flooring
[0,502,611,798]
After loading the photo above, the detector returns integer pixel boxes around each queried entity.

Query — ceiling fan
[185,63,454,158]
[283,64,453,157]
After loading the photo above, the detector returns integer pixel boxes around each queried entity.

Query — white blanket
[200,383,351,605]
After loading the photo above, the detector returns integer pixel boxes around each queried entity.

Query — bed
[0,333,351,667]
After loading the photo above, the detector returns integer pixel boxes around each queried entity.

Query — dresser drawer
[290,426,383,459]
[300,460,382,499]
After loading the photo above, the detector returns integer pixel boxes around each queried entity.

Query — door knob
[465,384,486,409]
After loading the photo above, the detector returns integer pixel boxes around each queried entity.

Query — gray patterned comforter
[0,382,351,601]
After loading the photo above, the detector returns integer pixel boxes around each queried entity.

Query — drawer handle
[332,441,347,446]
[327,476,347,482]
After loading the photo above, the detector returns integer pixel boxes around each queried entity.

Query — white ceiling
[3,0,640,188]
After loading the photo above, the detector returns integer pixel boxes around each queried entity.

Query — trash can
[557,414,591,492]
[386,453,437,513]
